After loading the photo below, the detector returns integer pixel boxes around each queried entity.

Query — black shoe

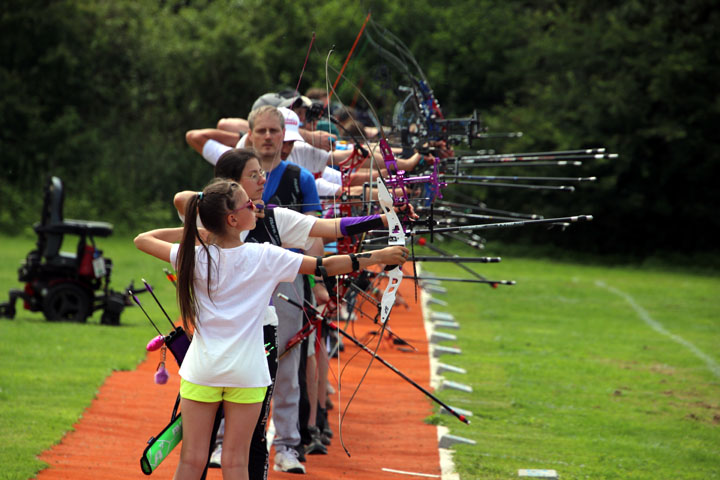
[305,426,328,455]
[305,438,328,455]
[316,407,331,444]
[292,443,307,463]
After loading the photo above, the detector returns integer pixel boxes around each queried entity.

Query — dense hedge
[1,0,717,256]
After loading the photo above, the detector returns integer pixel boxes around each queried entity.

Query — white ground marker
[596,280,720,379]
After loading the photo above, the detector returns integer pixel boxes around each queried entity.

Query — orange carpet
[35,269,442,479]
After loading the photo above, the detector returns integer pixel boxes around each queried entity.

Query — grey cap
[279,95,313,110]
[251,92,285,111]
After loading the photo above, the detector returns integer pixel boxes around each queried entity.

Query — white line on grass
[595,280,720,379]
[381,468,442,478]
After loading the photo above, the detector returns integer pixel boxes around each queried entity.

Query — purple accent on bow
[379,140,409,207]
[380,144,446,212]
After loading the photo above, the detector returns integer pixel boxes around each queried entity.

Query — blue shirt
[262,161,321,214]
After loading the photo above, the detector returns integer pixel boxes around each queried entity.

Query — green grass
[419,243,720,479]
[1,233,718,479]
[0,233,179,480]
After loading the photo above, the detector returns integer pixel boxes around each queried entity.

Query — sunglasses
[229,199,256,215]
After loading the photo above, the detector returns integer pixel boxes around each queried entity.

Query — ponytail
[176,180,241,334]
[177,193,204,334]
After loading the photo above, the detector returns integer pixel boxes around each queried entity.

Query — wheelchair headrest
[41,176,65,227]
[36,175,114,238]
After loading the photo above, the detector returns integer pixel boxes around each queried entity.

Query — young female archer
[134,179,408,480]
[172,148,416,477]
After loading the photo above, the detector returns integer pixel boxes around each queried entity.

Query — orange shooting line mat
[36,265,442,479]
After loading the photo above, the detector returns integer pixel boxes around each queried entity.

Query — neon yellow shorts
[180,379,266,404]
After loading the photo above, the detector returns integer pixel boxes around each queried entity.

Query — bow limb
[375,139,407,324]
[321,40,407,456]
[325,63,422,325]
[376,177,404,325]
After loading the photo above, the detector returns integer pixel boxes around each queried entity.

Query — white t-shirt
[237,135,331,174]
[315,177,340,197]
[170,242,303,387]
[241,207,317,252]
[202,139,232,166]
[176,187,317,327]
[202,138,333,177]
[246,208,316,326]
[287,141,331,174]
[322,166,342,185]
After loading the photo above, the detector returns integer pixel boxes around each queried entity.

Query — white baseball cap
[278,107,304,143]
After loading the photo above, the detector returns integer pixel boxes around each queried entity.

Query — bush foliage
[1,0,718,256]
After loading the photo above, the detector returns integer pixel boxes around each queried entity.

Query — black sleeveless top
[244,209,283,246]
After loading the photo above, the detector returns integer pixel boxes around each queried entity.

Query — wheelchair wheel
[43,283,91,322]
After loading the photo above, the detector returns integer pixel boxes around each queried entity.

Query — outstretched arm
[300,129,336,151]
[331,149,433,173]
[297,246,409,276]
[309,215,384,239]
[308,205,416,239]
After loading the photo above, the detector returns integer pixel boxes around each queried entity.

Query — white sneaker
[209,444,222,468]
[273,445,306,474]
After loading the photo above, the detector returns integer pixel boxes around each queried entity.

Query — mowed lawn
[0,233,718,479]
[420,246,720,479]
[0,233,177,480]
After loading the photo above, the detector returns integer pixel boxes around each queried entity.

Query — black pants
[297,275,315,446]
[248,324,278,480]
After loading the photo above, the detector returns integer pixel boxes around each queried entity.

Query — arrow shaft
[445,180,575,191]
[328,322,468,423]
[276,293,469,424]
[407,275,512,284]
[409,256,500,263]
[417,240,490,282]
[422,208,539,223]
[435,200,541,219]
[365,215,592,241]
[454,160,583,168]
[443,175,595,182]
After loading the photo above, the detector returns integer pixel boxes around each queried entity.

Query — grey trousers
[271,275,304,448]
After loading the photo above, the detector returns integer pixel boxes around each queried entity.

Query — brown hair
[176,179,241,333]
[215,148,259,181]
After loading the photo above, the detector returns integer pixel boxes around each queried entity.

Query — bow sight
[393,86,487,150]
[305,99,328,123]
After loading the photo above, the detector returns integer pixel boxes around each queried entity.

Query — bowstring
[293,32,315,100]
[322,36,405,457]
[323,45,347,456]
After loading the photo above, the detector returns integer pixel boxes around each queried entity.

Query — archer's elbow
[133,232,146,250]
